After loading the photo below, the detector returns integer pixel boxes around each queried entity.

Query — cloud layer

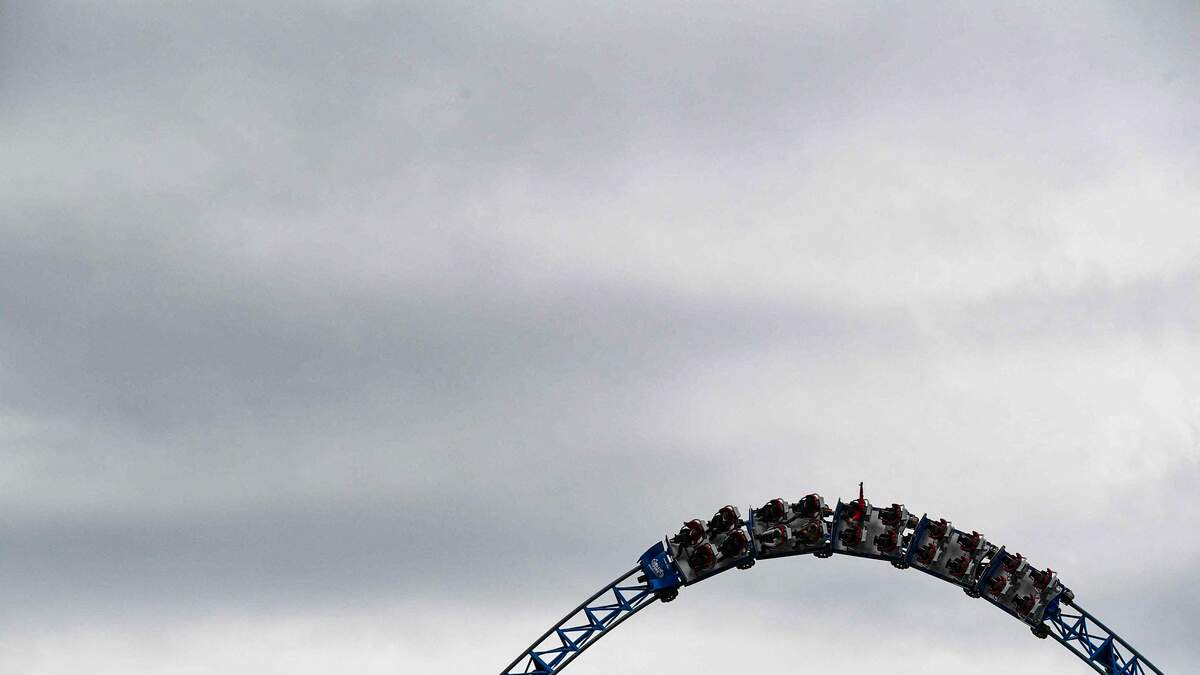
[2,2,1197,673]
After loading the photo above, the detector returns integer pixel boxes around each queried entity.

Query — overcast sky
[2,2,1198,673]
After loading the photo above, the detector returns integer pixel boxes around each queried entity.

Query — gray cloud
[1,1,1197,673]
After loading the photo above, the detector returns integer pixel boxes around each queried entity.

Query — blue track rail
[500,567,657,674]
[1046,601,1163,674]
[499,492,1166,674]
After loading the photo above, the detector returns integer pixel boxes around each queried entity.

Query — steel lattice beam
[501,567,657,675]
[1046,601,1164,674]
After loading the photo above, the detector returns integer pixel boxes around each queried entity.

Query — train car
[638,541,684,601]
[905,516,999,592]
[664,504,755,585]
[748,493,834,560]
[828,485,919,565]
[976,548,1070,627]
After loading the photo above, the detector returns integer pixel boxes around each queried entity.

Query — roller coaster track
[500,491,1165,675]
[501,567,655,675]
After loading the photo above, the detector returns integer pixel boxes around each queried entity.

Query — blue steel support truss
[501,567,657,674]
[1046,602,1164,674]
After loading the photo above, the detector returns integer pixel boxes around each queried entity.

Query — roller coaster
[500,484,1164,674]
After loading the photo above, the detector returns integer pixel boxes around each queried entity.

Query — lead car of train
[637,484,1072,639]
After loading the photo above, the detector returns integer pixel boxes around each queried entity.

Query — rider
[757,498,788,523]
[707,505,741,533]
[875,528,900,553]
[671,519,706,546]
[719,530,751,558]
[758,523,790,549]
